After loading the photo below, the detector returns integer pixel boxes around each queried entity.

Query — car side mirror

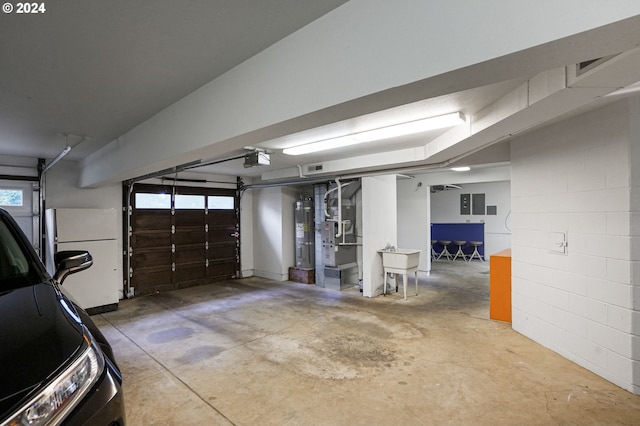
[54,250,93,284]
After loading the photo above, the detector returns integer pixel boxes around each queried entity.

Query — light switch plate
[548,231,567,255]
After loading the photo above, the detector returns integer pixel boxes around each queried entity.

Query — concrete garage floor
[94,260,640,425]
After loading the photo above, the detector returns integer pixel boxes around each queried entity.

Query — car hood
[0,282,84,415]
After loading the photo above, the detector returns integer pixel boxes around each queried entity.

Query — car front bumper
[63,357,126,426]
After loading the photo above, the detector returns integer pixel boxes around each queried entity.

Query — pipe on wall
[335,178,343,239]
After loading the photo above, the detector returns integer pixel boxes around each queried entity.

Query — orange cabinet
[489,249,512,322]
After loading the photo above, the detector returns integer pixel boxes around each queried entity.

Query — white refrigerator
[45,208,120,313]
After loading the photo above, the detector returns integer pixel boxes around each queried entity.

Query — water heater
[295,199,314,268]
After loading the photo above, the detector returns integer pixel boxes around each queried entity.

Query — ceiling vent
[430,184,461,193]
[575,54,616,76]
[304,163,326,175]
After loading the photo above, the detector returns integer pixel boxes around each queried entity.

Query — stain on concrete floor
[95,260,640,425]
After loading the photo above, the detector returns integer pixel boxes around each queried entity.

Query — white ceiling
[204,78,530,177]
[1,2,639,182]
[0,0,349,161]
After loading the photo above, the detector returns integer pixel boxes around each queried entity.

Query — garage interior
[2,1,640,424]
[95,263,639,425]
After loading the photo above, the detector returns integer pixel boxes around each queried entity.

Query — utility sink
[378,248,421,300]
[378,248,421,270]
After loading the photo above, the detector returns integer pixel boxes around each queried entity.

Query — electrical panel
[472,193,485,215]
[460,194,470,215]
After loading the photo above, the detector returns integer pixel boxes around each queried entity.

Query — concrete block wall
[629,96,640,393]
[510,98,639,393]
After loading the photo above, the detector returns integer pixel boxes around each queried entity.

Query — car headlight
[2,329,105,426]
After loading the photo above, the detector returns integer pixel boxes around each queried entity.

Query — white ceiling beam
[79,1,640,187]
[267,47,640,179]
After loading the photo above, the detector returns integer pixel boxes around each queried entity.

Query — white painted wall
[397,177,431,273]
[510,98,639,394]
[362,175,397,297]
[44,160,124,299]
[240,188,254,278]
[251,186,296,281]
[630,98,640,385]
[46,160,121,210]
[431,181,512,256]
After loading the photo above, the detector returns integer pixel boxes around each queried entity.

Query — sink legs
[383,267,419,301]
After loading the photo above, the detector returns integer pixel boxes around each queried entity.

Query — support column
[362,175,397,297]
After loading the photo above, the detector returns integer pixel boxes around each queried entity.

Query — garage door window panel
[208,196,234,210]
[135,193,171,209]
[0,189,24,207]
[175,194,205,209]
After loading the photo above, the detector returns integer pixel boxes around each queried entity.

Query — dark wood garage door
[128,184,239,296]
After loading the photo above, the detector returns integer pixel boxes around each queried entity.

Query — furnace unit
[295,199,314,268]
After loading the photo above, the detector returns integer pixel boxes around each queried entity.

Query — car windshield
[0,218,45,290]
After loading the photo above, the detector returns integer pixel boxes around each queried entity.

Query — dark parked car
[0,209,125,425]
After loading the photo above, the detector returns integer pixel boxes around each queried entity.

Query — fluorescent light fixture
[283,111,465,156]
[451,166,470,172]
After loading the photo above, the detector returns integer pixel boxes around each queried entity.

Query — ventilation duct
[430,184,461,193]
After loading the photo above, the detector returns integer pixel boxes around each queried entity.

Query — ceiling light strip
[283,111,465,156]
